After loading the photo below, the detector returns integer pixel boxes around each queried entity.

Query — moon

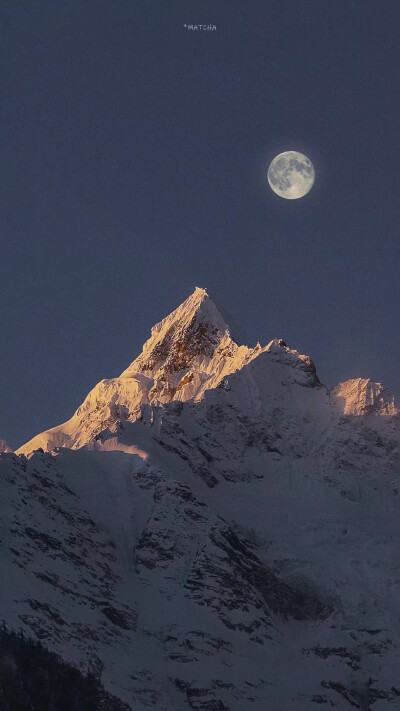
[267,151,315,199]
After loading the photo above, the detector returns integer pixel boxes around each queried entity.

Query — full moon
[267,151,315,199]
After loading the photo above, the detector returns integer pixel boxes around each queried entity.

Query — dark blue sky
[2,0,400,448]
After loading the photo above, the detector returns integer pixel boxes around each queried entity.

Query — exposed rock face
[131,287,231,374]
[2,288,400,709]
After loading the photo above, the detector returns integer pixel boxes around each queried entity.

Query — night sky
[2,0,400,448]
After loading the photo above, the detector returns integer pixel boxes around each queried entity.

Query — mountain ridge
[16,289,397,456]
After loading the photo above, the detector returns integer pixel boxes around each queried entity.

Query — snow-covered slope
[17,288,322,455]
[330,378,397,416]
[2,288,400,709]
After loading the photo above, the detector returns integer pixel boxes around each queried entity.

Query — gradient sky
[2,0,400,448]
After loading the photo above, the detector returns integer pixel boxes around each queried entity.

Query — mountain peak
[330,378,397,416]
[149,286,228,339]
[121,288,232,378]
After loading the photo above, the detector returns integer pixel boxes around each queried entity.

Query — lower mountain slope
[0,624,129,711]
[2,380,400,708]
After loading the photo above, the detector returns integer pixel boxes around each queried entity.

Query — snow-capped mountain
[2,288,400,710]
[17,287,322,455]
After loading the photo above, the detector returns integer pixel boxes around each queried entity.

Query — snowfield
[1,287,400,709]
